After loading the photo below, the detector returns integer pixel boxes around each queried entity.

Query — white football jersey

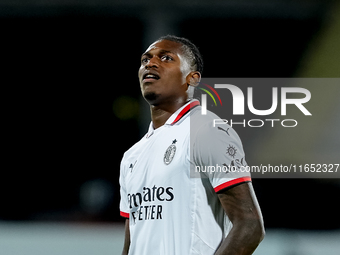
[119,100,251,255]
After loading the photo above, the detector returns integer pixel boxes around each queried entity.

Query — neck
[150,97,189,129]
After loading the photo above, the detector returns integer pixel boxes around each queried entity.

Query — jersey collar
[166,99,200,125]
[146,99,200,138]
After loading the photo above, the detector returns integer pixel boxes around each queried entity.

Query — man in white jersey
[120,35,265,255]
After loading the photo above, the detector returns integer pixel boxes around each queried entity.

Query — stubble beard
[143,91,161,105]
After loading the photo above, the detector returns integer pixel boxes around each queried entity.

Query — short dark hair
[157,35,203,74]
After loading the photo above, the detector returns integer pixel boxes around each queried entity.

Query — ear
[186,71,201,88]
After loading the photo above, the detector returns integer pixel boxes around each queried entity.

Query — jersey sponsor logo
[230,157,247,170]
[222,157,248,173]
[128,186,174,209]
[128,185,174,223]
[226,144,237,158]
[164,139,177,165]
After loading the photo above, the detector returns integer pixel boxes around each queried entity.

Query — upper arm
[120,155,131,255]
[122,219,130,255]
[215,182,265,255]
[192,120,251,189]
[217,182,264,235]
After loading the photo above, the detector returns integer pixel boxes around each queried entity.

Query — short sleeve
[192,121,251,193]
[119,158,129,218]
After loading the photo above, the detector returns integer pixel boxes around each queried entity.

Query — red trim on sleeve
[120,211,129,218]
[171,100,200,125]
[214,177,251,193]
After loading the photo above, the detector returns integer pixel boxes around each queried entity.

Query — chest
[124,126,190,193]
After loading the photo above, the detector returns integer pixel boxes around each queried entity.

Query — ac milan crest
[164,139,177,165]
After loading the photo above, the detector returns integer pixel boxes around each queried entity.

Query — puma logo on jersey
[129,160,137,172]
[217,126,230,136]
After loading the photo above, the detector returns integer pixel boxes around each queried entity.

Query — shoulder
[120,135,147,174]
[190,106,242,145]
[122,137,145,158]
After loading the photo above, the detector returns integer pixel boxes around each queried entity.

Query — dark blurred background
[1,0,339,232]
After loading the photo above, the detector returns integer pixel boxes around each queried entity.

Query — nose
[145,56,159,69]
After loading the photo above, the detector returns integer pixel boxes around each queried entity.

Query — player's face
[138,40,191,105]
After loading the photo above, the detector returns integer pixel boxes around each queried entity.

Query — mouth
[142,72,160,82]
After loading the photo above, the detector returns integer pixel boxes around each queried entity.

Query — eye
[141,57,149,64]
[161,55,173,61]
